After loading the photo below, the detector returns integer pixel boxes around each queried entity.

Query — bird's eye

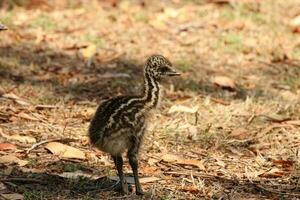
[160,67,170,73]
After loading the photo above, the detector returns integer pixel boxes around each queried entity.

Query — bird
[0,24,7,31]
[88,55,180,195]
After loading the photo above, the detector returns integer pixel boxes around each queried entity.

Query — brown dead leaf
[273,160,295,169]
[0,155,28,166]
[0,143,17,151]
[45,142,86,160]
[176,159,205,170]
[285,120,300,126]
[258,168,287,178]
[161,154,180,162]
[0,193,24,200]
[210,97,231,105]
[262,114,291,123]
[177,185,200,194]
[81,44,97,59]
[2,93,30,106]
[212,76,235,90]
[161,154,205,170]
[141,166,161,175]
[0,131,36,144]
[14,112,39,121]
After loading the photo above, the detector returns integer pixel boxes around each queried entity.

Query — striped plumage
[89,55,180,195]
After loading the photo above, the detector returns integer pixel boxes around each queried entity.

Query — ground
[0,0,300,199]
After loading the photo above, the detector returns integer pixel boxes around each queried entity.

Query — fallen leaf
[212,76,235,90]
[168,105,199,114]
[81,44,97,59]
[273,160,295,168]
[14,112,39,121]
[0,131,36,144]
[161,154,205,170]
[176,159,205,170]
[109,176,160,184]
[0,143,17,151]
[210,97,231,105]
[262,114,291,123]
[258,168,287,178]
[2,93,30,106]
[177,185,200,194]
[161,154,180,162]
[0,155,28,166]
[141,166,160,175]
[285,120,300,126]
[0,193,24,200]
[45,142,86,160]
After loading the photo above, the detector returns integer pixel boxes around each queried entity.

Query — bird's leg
[112,155,128,194]
[127,139,143,195]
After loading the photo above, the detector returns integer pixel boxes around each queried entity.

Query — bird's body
[89,95,148,156]
[89,55,180,195]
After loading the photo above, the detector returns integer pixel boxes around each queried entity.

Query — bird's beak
[165,66,181,76]
[0,24,8,31]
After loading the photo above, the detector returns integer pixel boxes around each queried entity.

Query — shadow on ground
[1,162,124,199]
[1,161,293,200]
[0,41,292,103]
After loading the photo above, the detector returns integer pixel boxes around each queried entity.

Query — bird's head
[144,55,180,79]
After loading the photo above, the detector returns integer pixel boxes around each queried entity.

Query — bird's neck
[140,72,160,110]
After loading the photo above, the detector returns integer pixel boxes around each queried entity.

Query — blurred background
[0,0,299,199]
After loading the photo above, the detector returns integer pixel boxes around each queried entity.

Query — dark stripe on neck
[143,72,160,109]
[102,72,160,134]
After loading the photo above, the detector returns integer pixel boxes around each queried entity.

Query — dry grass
[0,0,300,199]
